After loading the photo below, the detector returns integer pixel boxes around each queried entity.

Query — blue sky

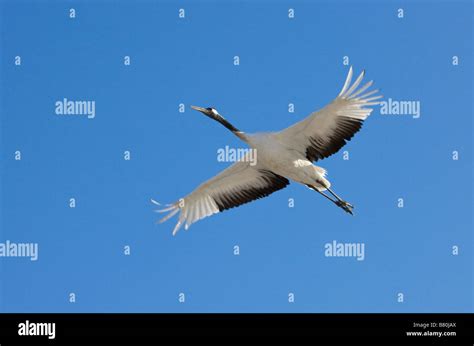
[0,0,472,312]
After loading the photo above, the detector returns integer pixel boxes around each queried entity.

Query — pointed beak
[191,105,207,114]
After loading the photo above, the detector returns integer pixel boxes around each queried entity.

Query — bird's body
[153,67,382,235]
[246,132,328,189]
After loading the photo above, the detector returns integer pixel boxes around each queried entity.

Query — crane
[152,67,382,235]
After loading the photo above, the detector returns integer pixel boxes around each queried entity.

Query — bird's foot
[335,200,354,215]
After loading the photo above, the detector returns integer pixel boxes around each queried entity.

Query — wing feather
[153,162,289,235]
[276,67,382,162]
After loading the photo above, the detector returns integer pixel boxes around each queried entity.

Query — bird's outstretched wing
[152,161,289,235]
[275,66,382,162]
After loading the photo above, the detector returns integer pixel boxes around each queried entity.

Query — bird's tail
[312,166,331,191]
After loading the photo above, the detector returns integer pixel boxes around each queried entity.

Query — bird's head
[190,105,220,119]
[190,105,241,134]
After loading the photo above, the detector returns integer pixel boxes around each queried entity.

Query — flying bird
[152,67,382,235]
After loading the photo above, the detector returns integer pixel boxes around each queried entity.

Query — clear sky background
[0,0,472,312]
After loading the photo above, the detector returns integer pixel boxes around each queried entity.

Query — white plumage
[153,67,382,235]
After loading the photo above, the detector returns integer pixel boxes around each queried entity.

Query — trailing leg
[327,187,354,215]
[307,185,354,215]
